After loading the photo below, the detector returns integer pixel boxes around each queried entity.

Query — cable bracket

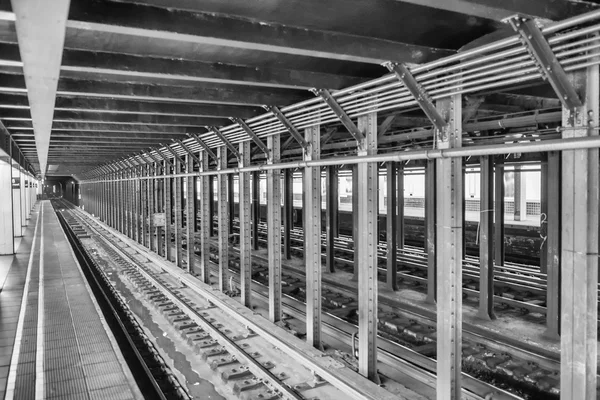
[265,105,309,153]
[312,88,365,144]
[231,117,270,158]
[384,62,448,141]
[188,132,217,161]
[211,126,241,161]
[505,15,582,112]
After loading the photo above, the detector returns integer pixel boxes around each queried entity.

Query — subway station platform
[0,201,142,400]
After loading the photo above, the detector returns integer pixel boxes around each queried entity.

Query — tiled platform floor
[0,201,142,400]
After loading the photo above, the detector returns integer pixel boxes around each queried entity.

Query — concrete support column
[356,112,378,382]
[304,125,322,349]
[199,152,211,284]
[435,94,463,400]
[238,142,252,307]
[217,146,229,292]
[19,170,25,227]
[11,165,22,238]
[0,158,14,255]
[513,165,527,221]
[267,133,282,323]
[560,67,598,400]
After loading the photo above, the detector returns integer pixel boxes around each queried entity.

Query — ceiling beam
[12,131,185,140]
[11,0,70,177]
[2,111,230,127]
[390,0,598,21]
[0,74,309,106]
[67,0,452,65]
[0,93,263,119]
[6,121,219,133]
[0,42,366,90]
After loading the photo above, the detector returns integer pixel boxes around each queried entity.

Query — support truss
[212,126,241,161]
[232,117,270,158]
[175,139,201,166]
[505,15,582,111]
[314,88,365,144]
[384,62,448,134]
[265,106,309,152]
[189,132,217,161]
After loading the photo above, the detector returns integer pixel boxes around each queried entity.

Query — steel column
[209,176,215,237]
[185,154,195,274]
[174,158,183,267]
[435,94,463,400]
[283,168,293,260]
[397,162,405,250]
[425,160,436,304]
[494,160,505,266]
[356,112,378,382]
[239,142,252,307]
[560,66,598,400]
[540,157,548,274]
[477,154,495,320]
[164,160,173,261]
[351,164,359,281]
[545,151,561,339]
[386,162,397,291]
[304,125,322,349]
[228,173,235,236]
[326,165,338,273]
[199,152,211,284]
[217,146,229,292]
[142,164,149,248]
[252,171,260,251]
[267,133,282,323]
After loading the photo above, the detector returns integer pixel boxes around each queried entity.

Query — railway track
[54,200,398,400]
[239,221,600,316]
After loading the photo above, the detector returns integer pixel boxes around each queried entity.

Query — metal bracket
[188,132,217,161]
[152,147,174,169]
[162,143,185,166]
[505,15,582,111]
[231,117,270,158]
[313,88,365,143]
[146,149,166,170]
[384,62,448,136]
[265,105,309,152]
[175,139,202,166]
[211,126,241,161]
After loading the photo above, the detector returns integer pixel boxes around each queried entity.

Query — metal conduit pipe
[92,9,600,177]
[93,136,600,182]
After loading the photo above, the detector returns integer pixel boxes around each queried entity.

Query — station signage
[11,178,19,189]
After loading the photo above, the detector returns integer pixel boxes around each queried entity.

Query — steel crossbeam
[232,117,270,157]
[385,62,448,134]
[506,15,582,111]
